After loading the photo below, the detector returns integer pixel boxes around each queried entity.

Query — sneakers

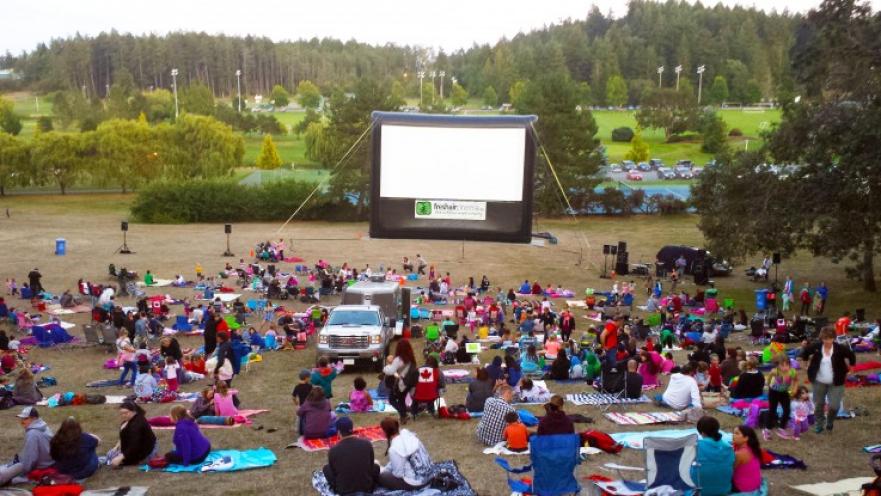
[814,424,824,434]
[826,422,834,432]
[762,429,771,441]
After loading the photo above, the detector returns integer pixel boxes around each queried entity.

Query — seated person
[545,352,570,381]
[518,377,552,403]
[323,417,379,495]
[297,386,336,439]
[658,363,702,411]
[537,395,574,435]
[730,357,765,399]
[50,417,100,480]
[693,416,734,496]
[503,411,529,453]
[625,359,644,399]
[0,407,54,485]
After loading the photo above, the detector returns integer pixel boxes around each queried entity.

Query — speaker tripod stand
[115,231,133,255]
[222,232,234,257]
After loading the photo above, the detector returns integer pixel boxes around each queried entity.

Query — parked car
[691,167,704,177]
[637,162,652,172]
[657,167,676,180]
[649,158,664,170]
[608,163,623,173]
[621,160,636,171]
[676,159,694,168]
[626,170,643,181]
[674,166,693,179]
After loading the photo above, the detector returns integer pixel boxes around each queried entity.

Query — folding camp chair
[495,433,582,496]
[172,315,192,332]
[82,324,100,346]
[100,324,118,352]
[596,433,699,495]
[596,363,629,412]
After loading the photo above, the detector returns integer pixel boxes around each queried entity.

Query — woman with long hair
[378,417,432,490]
[51,417,100,479]
[12,367,42,405]
[382,340,417,423]
[165,405,211,465]
[108,401,157,467]
[732,425,763,492]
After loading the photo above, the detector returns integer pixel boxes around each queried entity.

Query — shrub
[130,179,358,223]
[611,127,634,142]
[728,128,743,137]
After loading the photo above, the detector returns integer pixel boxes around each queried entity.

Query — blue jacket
[52,433,98,480]
[172,418,211,465]
[692,437,734,496]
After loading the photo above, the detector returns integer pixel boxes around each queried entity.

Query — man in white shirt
[658,363,702,410]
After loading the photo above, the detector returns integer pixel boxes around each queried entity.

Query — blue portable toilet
[754,289,769,311]
[55,238,66,256]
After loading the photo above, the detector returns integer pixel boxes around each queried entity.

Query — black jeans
[165,447,209,465]
[766,389,791,429]
[389,387,412,420]
[411,399,436,417]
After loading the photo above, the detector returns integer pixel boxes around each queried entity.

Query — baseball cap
[298,369,311,380]
[336,416,354,436]
[17,406,39,419]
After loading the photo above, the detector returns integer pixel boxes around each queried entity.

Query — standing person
[764,355,798,440]
[322,417,380,495]
[693,416,734,496]
[0,407,54,485]
[815,282,829,315]
[27,268,43,295]
[116,329,137,387]
[799,284,812,316]
[383,340,418,424]
[108,401,158,467]
[213,332,236,386]
[782,276,794,312]
[476,385,516,446]
[559,310,575,344]
[203,310,218,356]
[801,327,856,433]
[378,417,433,490]
[165,405,211,465]
[50,417,100,480]
[731,426,763,493]
[674,255,687,279]
[310,357,340,399]
[416,255,427,276]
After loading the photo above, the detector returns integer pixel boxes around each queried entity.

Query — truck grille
[329,335,369,349]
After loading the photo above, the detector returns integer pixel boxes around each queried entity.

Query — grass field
[0,196,880,495]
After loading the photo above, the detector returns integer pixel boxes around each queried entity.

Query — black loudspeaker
[121,221,128,232]
[610,245,618,256]
[773,252,781,264]
[618,241,627,253]
[615,251,629,275]
[603,245,611,255]
[225,224,232,234]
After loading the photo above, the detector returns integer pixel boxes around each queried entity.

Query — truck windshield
[327,311,381,326]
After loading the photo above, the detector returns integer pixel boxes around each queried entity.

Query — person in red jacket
[411,356,445,418]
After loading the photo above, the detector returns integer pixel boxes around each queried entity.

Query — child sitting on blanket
[790,386,814,440]
[349,376,373,413]
[134,362,157,401]
[518,377,552,403]
[214,381,239,417]
[504,411,529,453]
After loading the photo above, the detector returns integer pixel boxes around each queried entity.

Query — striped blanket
[291,425,386,452]
[604,411,685,425]
[567,393,651,406]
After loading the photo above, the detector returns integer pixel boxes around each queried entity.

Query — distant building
[0,69,22,81]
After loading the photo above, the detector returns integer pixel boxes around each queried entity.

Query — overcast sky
[3,0,879,55]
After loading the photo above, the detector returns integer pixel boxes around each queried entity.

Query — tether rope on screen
[528,122,596,269]
[274,122,374,236]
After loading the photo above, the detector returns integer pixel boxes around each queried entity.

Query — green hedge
[130,179,358,223]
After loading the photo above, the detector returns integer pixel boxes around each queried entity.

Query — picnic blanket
[335,401,398,414]
[137,279,174,288]
[442,369,473,383]
[141,447,276,473]
[199,293,241,303]
[38,394,128,407]
[611,428,733,450]
[717,403,854,419]
[762,449,807,470]
[290,425,386,452]
[852,361,881,373]
[48,304,92,315]
[81,487,149,496]
[312,460,476,496]
[483,441,602,457]
[566,393,651,406]
[791,477,874,496]
[150,410,269,430]
[87,379,123,388]
[604,411,685,425]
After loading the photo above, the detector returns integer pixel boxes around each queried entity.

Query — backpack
[581,430,623,454]
[402,363,419,389]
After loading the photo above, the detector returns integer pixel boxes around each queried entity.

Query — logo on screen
[415,201,432,216]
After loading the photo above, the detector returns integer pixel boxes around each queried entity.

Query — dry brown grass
[1,196,880,495]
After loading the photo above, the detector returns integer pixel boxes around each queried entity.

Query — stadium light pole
[439,71,446,100]
[171,68,179,119]
[430,71,437,103]
[417,71,425,105]
[675,65,682,91]
[657,66,664,88]
[235,69,242,112]
[697,65,706,105]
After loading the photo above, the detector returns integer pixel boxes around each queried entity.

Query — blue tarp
[141,448,277,473]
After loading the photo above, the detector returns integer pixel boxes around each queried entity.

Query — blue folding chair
[495,433,581,496]
[596,434,699,495]
[172,315,192,332]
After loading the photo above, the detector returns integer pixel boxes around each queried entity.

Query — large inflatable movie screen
[369,112,537,243]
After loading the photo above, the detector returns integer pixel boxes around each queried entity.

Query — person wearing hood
[311,356,339,399]
[378,417,433,490]
[486,356,505,383]
[27,268,43,295]
[0,407,54,485]
[537,395,574,435]
[692,416,734,495]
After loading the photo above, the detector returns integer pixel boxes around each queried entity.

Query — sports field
[0,195,878,495]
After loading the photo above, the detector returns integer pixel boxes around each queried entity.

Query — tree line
[3,1,797,105]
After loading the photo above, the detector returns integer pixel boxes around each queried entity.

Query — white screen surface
[379,124,526,202]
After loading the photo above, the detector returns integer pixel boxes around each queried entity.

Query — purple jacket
[298,398,332,438]
[172,418,211,465]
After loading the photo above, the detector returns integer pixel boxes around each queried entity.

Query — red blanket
[295,425,386,452]
[852,361,881,373]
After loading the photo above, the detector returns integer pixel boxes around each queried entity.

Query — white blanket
[137,278,174,288]
[484,442,602,457]
[791,478,874,496]
[199,293,242,303]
